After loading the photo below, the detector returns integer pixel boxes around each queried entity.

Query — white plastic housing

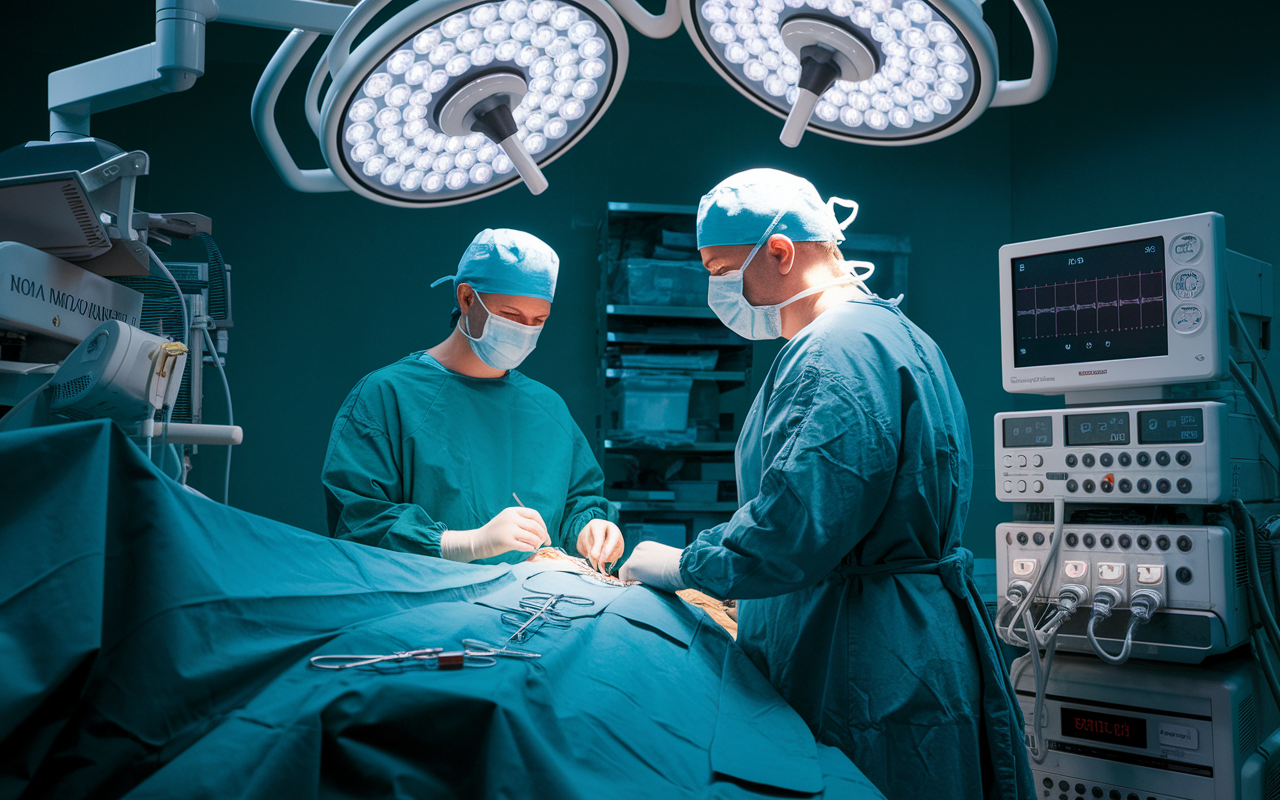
[1000,212,1229,397]
[50,320,185,424]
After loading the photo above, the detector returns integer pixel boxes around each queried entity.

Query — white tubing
[498,134,549,195]
[780,88,819,147]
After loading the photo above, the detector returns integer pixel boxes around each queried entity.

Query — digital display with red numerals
[1061,707,1147,749]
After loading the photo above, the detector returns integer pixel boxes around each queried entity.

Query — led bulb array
[696,0,972,135]
[341,0,613,198]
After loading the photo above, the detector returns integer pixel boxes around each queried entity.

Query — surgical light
[680,0,1057,146]
[253,0,630,206]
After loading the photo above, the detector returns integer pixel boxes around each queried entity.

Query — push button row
[1065,477,1191,494]
[1003,454,1045,468]
[1064,451,1190,468]
[1042,776,1155,800]
[1057,532,1193,552]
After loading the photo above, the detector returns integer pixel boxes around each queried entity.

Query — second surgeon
[323,229,624,569]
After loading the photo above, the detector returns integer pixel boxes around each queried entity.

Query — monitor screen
[1002,416,1053,448]
[1012,236,1168,369]
[1065,411,1131,446]
[1139,408,1205,443]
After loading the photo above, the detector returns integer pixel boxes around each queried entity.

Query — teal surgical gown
[680,297,1034,799]
[323,352,613,564]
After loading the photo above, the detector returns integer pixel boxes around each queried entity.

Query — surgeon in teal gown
[622,170,1034,799]
[323,229,623,569]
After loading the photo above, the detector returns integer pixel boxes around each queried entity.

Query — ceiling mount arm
[608,0,683,39]
[989,0,1057,108]
[250,29,348,193]
[47,0,351,141]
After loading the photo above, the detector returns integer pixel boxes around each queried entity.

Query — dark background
[3,1,1276,558]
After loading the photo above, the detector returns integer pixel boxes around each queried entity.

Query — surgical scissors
[309,579,594,670]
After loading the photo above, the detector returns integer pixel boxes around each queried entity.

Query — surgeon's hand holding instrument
[575,517,624,575]
[440,505,550,562]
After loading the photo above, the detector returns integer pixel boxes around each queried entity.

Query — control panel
[996,523,1248,663]
[995,402,1230,503]
[1014,652,1275,800]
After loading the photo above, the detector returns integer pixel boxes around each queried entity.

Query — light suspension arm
[609,0,683,38]
[989,0,1057,108]
[48,0,353,140]
[250,30,349,193]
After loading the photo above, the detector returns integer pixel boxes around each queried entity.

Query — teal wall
[3,2,1274,559]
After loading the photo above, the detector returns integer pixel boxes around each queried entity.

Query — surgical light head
[252,0,630,206]
[680,0,1056,147]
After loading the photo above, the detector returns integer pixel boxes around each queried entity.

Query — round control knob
[1101,479,1114,493]
[1157,478,1172,493]
[1082,533,1096,548]
[1137,451,1151,467]
[1177,478,1193,494]
[1157,535,1171,551]
[1118,478,1132,493]
[1033,480,1044,493]
[1033,531,1045,545]
[1137,478,1152,493]
[1099,453,1113,467]
[1003,480,1013,493]
[1118,452,1132,467]
[1017,480,1027,492]
[1177,535,1193,552]
[1017,531,1029,545]
[1066,532,1079,547]
[1066,479,1079,493]
[1003,455,1013,467]
[1156,451,1171,467]
[1176,450,1192,466]
[1032,454,1044,468]
[1066,454,1078,468]
[1018,455,1028,468]
[1137,534,1151,550]
[1118,534,1132,549]
[1100,534,1114,548]
[1082,453,1096,468]
[1176,567,1193,583]
[1083,479,1096,493]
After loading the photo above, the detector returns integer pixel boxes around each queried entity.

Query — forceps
[310,647,501,671]
[462,583,594,657]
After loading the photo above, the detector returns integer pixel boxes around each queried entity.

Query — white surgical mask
[461,292,542,370]
[707,194,870,341]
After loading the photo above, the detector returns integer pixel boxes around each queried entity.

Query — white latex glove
[576,519,625,572]
[440,506,551,562]
[618,541,687,592]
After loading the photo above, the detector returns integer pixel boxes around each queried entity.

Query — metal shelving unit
[596,202,753,549]
[594,202,911,550]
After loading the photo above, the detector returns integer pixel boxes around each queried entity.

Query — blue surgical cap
[696,168,856,249]
[433,228,559,301]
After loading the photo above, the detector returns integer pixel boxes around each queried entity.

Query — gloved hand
[576,519,625,572]
[618,541,687,592]
[440,507,550,562]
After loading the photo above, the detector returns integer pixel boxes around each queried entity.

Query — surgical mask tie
[460,291,542,370]
[706,189,862,341]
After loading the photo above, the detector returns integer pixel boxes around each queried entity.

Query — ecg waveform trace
[1015,270,1165,340]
